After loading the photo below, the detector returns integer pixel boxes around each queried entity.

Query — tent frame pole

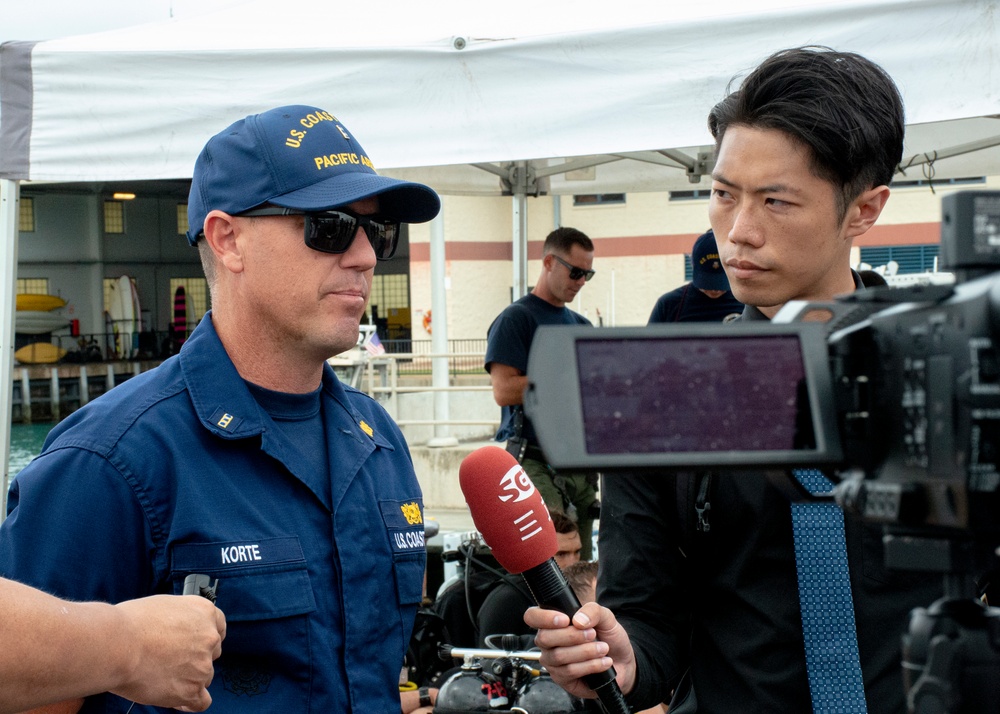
[427,211,457,447]
[1,178,20,520]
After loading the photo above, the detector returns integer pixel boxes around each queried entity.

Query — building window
[16,278,49,294]
[368,274,410,340]
[19,197,35,232]
[573,193,626,206]
[168,278,210,330]
[683,254,693,281]
[177,204,189,236]
[104,201,125,234]
[669,189,713,202]
[891,176,985,189]
[103,277,138,314]
[859,245,940,274]
[369,273,409,315]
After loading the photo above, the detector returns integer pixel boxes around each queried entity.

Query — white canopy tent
[2,0,1000,490]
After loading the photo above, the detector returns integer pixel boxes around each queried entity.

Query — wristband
[418,686,432,708]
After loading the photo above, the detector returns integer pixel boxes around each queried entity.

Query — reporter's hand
[524,601,636,700]
[111,595,226,712]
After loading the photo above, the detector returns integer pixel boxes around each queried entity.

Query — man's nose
[727,204,765,247]
[344,225,377,268]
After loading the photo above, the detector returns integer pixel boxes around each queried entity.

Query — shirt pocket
[393,552,426,606]
[170,537,317,709]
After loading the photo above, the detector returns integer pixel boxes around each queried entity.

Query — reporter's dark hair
[708,46,904,219]
[543,226,593,255]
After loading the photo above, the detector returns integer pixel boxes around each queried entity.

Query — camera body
[524,191,1000,541]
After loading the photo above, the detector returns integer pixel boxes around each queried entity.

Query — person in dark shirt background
[647,229,743,324]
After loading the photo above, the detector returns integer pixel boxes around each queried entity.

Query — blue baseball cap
[691,229,731,292]
[186,105,440,245]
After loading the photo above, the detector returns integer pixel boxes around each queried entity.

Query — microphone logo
[497,463,535,504]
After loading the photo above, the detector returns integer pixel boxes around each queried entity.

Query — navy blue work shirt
[0,314,426,712]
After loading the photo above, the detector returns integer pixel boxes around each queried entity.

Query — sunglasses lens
[307,214,356,253]
[367,223,399,260]
[306,213,400,261]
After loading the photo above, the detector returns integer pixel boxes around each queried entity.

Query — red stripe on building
[409,222,940,261]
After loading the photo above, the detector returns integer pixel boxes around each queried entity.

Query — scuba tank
[434,660,509,712]
[514,671,586,713]
[436,644,586,713]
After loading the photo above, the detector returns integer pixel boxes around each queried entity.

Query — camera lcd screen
[523,323,842,471]
[576,335,814,455]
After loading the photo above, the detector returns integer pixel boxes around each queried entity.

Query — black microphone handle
[521,559,632,714]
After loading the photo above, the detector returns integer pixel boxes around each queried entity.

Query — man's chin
[730,286,782,313]
[317,318,364,358]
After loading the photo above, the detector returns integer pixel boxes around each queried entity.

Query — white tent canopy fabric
[2,0,1000,490]
[2,0,1000,189]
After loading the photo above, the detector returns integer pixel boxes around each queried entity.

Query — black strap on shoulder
[672,284,692,322]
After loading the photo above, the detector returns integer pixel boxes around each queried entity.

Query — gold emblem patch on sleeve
[400,502,423,525]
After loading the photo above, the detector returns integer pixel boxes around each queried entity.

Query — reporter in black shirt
[526,46,943,714]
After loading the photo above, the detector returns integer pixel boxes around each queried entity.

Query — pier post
[20,369,31,424]
[50,369,60,422]
[80,366,89,405]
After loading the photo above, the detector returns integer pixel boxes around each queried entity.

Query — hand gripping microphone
[459,446,631,714]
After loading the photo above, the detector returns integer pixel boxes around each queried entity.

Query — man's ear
[844,185,891,240]
[202,210,245,274]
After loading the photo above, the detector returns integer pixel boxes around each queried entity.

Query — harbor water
[8,423,53,477]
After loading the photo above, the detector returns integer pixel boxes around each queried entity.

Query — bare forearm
[0,579,120,712]
[493,379,528,406]
[490,368,529,407]
[0,578,223,713]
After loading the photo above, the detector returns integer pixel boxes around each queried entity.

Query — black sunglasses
[238,206,400,261]
[552,254,596,282]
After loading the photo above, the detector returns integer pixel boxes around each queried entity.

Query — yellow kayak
[14,342,67,364]
[16,294,67,312]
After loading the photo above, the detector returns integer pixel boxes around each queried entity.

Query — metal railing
[14,328,187,363]
[354,351,497,429]
[380,339,487,376]
[13,333,488,369]
[13,332,500,436]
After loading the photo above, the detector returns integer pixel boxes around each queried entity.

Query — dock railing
[12,336,501,441]
[331,340,499,440]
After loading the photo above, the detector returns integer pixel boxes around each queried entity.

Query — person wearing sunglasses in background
[0,105,440,714]
[485,227,600,560]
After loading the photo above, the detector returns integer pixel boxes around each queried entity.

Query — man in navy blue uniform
[0,105,440,713]
[647,230,743,324]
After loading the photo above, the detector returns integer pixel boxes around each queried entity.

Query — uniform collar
[179,312,390,448]
[180,313,266,439]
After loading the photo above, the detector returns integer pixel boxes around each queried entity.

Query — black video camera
[524,191,1000,544]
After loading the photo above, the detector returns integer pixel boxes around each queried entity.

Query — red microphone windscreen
[459,446,558,574]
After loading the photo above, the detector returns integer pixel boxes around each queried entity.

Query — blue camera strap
[791,469,869,714]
